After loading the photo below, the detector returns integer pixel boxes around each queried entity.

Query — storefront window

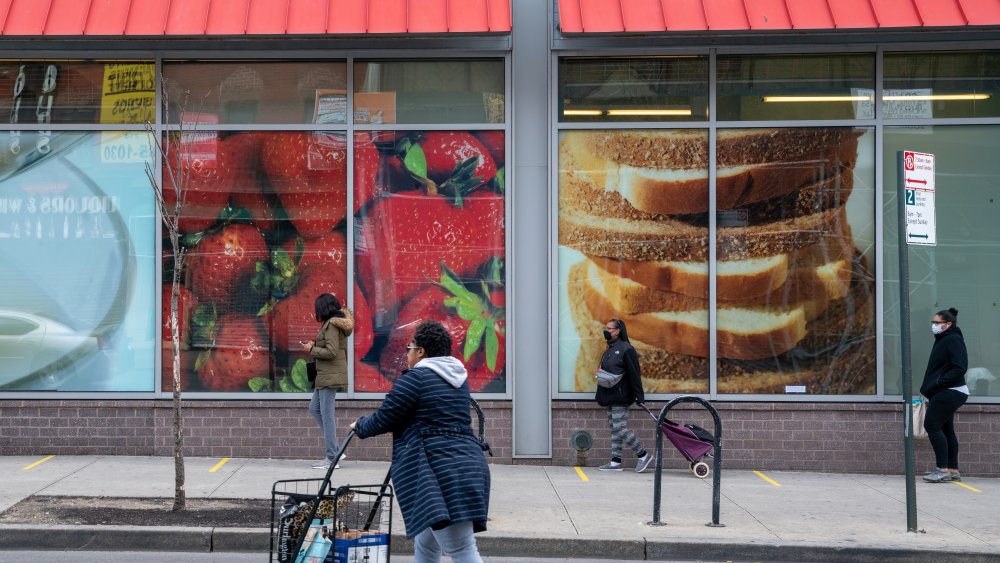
[161,131,348,393]
[0,61,154,125]
[557,129,710,394]
[717,54,875,121]
[715,127,876,395]
[162,62,348,124]
[883,126,1000,398]
[353,130,506,393]
[353,60,504,124]
[883,51,1000,119]
[0,131,155,391]
[558,57,708,122]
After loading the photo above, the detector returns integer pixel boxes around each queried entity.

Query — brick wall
[2,399,997,476]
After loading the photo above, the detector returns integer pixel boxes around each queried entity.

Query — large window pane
[161,131,348,393]
[0,61,154,125]
[162,62,348,124]
[559,57,708,122]
[884,51,1000,119]
[717,54,875,121]
[354,130,506,392]
[883,126,1000,397]
[715,127,876,395]
[0,131,155,390]
[557,129,710,394]
[353,60,504,124]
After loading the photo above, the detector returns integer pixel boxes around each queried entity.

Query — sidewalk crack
[207,458,250,498]
[34,456,103,496]
[701,478,782,540]
[542,467,580,535]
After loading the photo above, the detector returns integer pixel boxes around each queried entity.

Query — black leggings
[924,389,968,469]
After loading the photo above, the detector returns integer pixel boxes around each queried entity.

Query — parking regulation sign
[901,150,936,246]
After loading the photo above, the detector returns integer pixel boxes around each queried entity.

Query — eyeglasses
[406,345,421,351]
[930,321,948,326]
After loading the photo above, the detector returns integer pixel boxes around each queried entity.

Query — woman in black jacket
[920,308,969,483]
[595,319,653,473]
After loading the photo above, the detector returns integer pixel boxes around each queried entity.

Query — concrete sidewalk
[0,454,997,562]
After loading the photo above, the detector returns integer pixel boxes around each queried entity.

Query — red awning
[557,0,1000,32]
[0,0,511,36]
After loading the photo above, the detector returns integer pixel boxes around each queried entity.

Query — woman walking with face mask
[920,307,969,483]
[595,319,653,473]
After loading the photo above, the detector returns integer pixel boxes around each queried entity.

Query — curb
[1,525,998,562]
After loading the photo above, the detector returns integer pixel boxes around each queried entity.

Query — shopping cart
[641,404,715,478]
[269,398,490,562]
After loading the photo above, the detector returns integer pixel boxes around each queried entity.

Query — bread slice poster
[558,128,876,395]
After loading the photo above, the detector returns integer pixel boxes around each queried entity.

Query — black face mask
[603,330,613,341]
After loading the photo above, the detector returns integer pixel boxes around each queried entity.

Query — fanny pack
[596,368,624,388]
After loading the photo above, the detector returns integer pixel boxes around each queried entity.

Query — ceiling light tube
[883,94,990,101]
[606,109,692,116]
[763,95,872,103]
[563,109,603,116]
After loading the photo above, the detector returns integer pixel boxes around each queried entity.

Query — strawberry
[162,133,234,234]
[378,265,505,392]
[286,231,348,275]
[358,188,504,315]
[354,132,382,213]
[355,361,394,392]
[186,223,269,312]
[161,284,198,391]
[195,313,270,392]
[260,132,347,239]
[418,132,497,186]
[473,131,505,167]
[225,133,280,233]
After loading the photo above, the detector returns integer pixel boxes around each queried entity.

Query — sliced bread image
[569,264,876,394]
[562,130,860,215]
[570,260,809,360]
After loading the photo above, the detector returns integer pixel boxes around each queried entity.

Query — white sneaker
[312,459,340,470]
[598,461,623,471]
[635,453,653,473]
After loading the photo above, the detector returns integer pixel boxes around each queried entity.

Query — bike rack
[648,396,724,527]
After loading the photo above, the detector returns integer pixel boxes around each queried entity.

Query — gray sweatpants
[607,406,644,460]
[309,387,339,460]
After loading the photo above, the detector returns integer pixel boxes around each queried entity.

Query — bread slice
[559,200,846,262]
[569,268,876,394]
[570,260,809,360]
[562,131,859,215]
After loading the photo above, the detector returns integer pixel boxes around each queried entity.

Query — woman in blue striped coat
[351,320,490,563]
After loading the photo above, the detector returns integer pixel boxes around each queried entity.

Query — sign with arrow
[901,150,936,246]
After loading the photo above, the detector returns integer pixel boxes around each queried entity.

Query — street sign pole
[897,151,917,532]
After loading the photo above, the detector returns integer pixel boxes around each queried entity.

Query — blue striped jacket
[355,365,491,537]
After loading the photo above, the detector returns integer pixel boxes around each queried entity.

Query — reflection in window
[559,57,708,122]
[163,62,348,124]
[884,51,1000,119]
[354,60,504,124]
[717,54,875,121]
[883,126,1000,397]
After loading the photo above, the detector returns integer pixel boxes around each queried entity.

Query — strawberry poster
[162,131,350,393]
[353,130,507,393]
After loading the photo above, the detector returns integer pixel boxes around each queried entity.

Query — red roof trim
[0,0,512,35]
[560,0,1000,32]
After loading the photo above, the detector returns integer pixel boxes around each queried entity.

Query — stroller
[641,404,716,478]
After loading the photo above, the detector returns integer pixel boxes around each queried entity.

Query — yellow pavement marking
[209,458,231,473]
[754,470,782,487]
[23,455,55,470]
[952,481,981,492]
[574,466,589,482]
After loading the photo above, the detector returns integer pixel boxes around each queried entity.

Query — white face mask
[931,323,945,335]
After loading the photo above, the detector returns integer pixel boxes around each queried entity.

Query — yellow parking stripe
[754,470,782,487]
[953,481,981,493]
[23,455,55,470]
[574,466,589,482]
[209,458,230,473]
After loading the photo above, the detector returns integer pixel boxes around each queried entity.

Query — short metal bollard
[647,396,724,527]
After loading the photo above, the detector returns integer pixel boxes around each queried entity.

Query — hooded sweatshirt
[920,325,968,398]
[311,309,354,389]
[415,356,468,388]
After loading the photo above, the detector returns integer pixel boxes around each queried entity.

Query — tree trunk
[170,239,186,512]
